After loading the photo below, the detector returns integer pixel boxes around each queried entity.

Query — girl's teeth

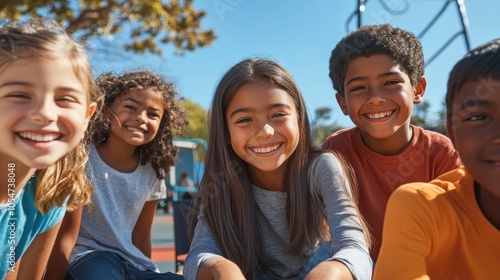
[253,144,280,153]
[128,127,145,133]
[19,132,59,142]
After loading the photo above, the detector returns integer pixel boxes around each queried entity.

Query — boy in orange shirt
[323,24,461,261]
[374,39,500,279]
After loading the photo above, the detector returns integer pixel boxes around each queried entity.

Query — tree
[433,100,448,135]
[410,100,450,135]
[411,100,430,128]
[0,0,216,56]
[311,107,344,147]
[181,99,208,141]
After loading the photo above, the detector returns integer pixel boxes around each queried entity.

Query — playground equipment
[167,137,207,201]
[167,138,206,271]
[346,0,471,66]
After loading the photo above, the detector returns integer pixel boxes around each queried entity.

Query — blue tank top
[0,178,66,278]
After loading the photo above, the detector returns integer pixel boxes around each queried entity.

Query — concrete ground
[151,208,178,273]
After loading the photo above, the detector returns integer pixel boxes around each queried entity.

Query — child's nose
[30,98,56,124]
[367,88,387,106]
[256,123,274,139]
[135,111,148,124]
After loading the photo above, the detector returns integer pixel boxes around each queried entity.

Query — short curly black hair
[90,70,187,179]
[329,24,424,97]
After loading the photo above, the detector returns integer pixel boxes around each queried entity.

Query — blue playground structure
[168,137,206,200]
[158,138,206,212]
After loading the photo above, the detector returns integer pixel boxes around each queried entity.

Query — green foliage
[411,100,449,135]
[433,100,448,135]
[311,107,344,147]
[181,99,208,141]
[411,100,430,127]
[0,0,216,56]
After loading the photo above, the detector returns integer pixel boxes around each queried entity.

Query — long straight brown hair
[188,58,335,278]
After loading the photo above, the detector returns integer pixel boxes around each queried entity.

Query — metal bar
[425,31,462,66]
[418,0,452,39]
[455,0,472,51]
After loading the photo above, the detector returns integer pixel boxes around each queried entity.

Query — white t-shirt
[70,145,166,271]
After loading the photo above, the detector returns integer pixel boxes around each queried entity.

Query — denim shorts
[256,243,331,280]
[67,251,184,280]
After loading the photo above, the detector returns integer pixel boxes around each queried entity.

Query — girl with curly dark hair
[48,70,186,279]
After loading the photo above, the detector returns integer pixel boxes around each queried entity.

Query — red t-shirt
[322,125,461,261]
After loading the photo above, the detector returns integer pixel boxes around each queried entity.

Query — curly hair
[329,24,424,97]
[91,70,187,179]
[0,19,97,213]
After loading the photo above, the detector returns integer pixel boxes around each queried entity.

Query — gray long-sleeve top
[184,153,372,279]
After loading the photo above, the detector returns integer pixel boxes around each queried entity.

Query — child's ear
[335,93,348,115]
[413,76,427,104]
[83,102,97,130]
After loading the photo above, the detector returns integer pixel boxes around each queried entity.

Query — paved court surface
[152,208,178,273]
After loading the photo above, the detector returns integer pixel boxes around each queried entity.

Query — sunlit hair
[91,70,187,179]
[188,58,370,278]
[446,39,500,125]
[329,24,424,97]
[0,19,98,213]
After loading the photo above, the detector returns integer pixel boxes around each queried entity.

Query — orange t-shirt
[374,168,500,279]
[322,125,461,260]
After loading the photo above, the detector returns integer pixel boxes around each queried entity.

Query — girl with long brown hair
[186,58,371,280]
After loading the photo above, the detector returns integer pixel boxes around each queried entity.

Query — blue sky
[88,0,500,128]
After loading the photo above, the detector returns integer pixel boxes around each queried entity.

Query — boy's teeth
[367,111,392,119]
[19,132,59,142]
[253,144,280,154]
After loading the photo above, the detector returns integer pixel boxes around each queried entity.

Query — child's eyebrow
[457,99,494,111]
[148,107,162,112]
[0,81,31,87]
[0,81,82,93]
[121,97,139,103]
[121,97,163,112]
[228,103,292,118]
[345,76,367,87]
[345,71,403,86]
[379,71,404,79]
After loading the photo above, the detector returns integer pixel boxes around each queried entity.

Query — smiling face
[105,87,164,147]
[337,54,426,153]
[449,80,500,198]
[0,58,95,170]
[226,81,300,184]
